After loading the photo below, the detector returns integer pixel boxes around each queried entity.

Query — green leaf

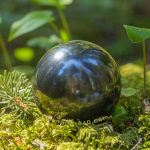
[9,11,54,41]
[31,0,73,6]
[121,87,139,97]
[14,47,34,62]
[112,105,128,125]
[124,25,150,43]
[27,35,61,49]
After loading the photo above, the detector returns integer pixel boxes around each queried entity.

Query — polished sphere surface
[33,40,121,121]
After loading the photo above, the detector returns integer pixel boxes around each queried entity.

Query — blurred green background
[0,0,150,74]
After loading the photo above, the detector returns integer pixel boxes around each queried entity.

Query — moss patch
[0,64,150,150]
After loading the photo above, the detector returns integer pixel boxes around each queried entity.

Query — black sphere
[33,40,121,121]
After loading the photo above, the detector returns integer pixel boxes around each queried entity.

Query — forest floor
[0,63,150,150]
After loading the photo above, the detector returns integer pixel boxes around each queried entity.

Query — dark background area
[0,0,150,73]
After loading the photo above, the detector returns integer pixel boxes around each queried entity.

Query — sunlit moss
[120,63,143,76]
[0,64,150,149]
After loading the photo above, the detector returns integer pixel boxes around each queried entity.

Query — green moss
[0,64,150,149]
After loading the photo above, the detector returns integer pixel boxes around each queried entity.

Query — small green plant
[1,1,73,70]
[9,0,73,43]
[124,25,150,97]
[0,70,40,121]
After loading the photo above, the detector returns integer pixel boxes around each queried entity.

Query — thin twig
[130,137,143,150]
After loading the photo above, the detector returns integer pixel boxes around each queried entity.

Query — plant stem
[57,5,71,40]
[49,21,59,34]
[0,34,12,70]
[142,41,147,97]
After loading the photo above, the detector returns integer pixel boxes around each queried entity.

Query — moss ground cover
[0,63,150,150]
